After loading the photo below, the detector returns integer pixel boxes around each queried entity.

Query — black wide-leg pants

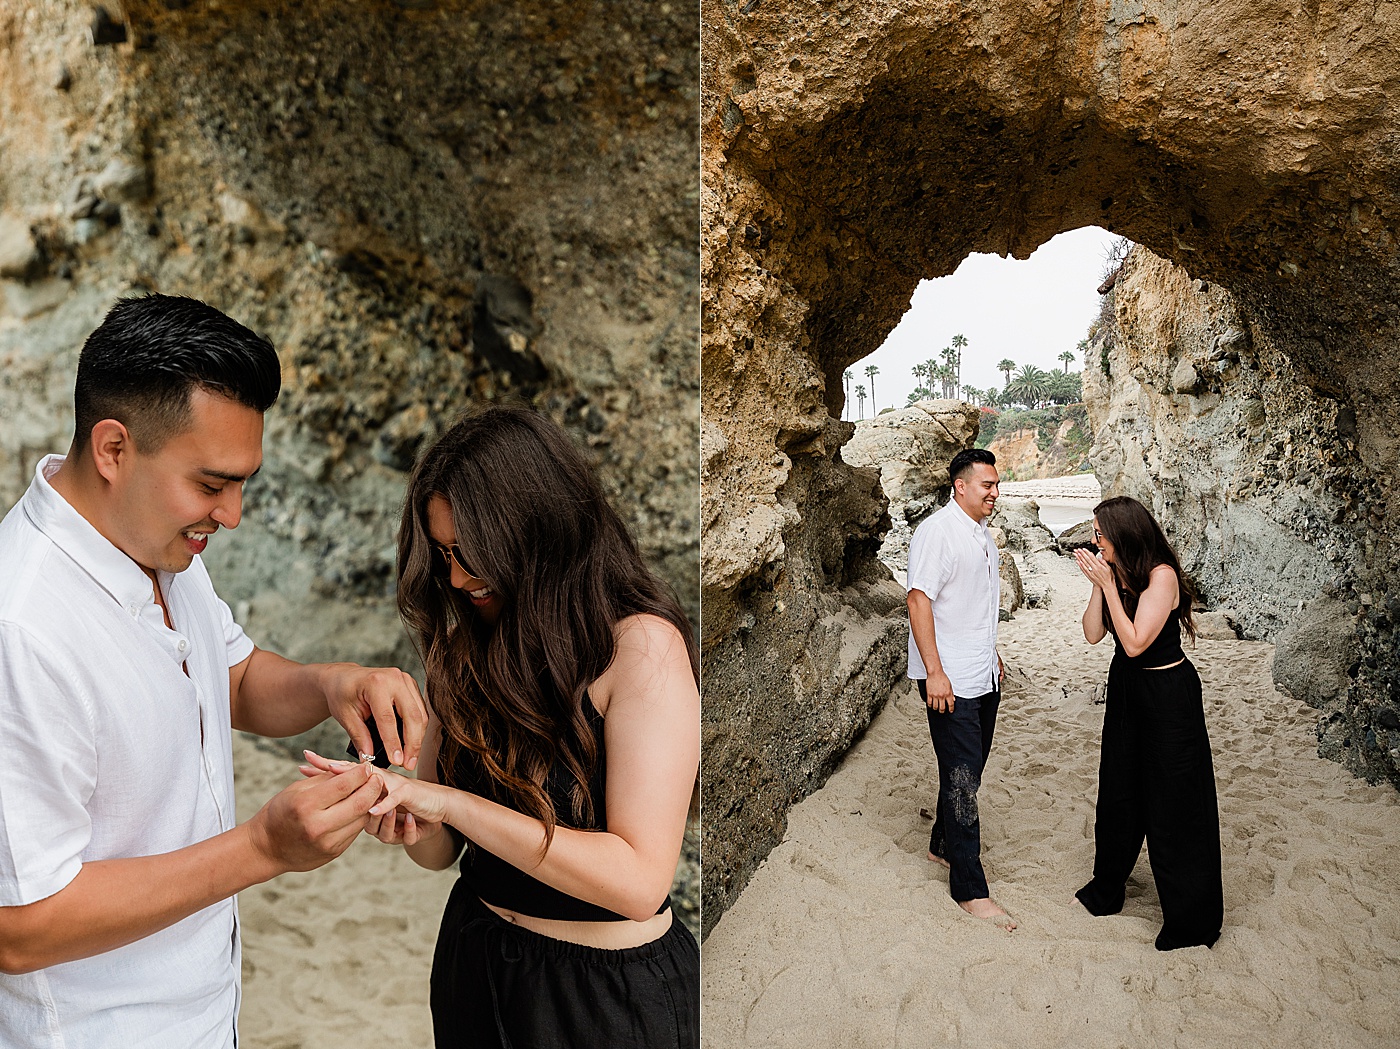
[430,882,699,1048]
[1076,655,1224,950]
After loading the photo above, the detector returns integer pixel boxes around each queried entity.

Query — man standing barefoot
[906,447,1014,929]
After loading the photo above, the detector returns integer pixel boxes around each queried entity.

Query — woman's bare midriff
[481,898,673,949]
[1145,657,1185,670]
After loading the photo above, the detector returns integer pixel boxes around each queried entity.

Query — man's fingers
[299,761,376,812]
[343,719,376,764]
[399,676,428,771]
[370,699,405,768]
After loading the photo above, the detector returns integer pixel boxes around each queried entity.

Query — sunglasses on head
[431,541,478,579]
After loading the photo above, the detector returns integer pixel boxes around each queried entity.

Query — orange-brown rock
[702,0,1400,930]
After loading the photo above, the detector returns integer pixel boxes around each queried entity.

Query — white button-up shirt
[906,497,1001,697]
[0,455,255,1048]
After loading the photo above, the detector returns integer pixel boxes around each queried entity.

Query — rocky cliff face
[0,0,699,650]
[0,0,698,916]
[702,0,1399,929]
[1086,245,1394,787]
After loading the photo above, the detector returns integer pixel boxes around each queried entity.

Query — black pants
[430,880,699,1049]
[918,679,1001,901]
[1076,656,1224,950]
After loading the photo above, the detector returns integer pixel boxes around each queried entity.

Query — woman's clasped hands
[1074,546,1114,590]
[299,750,448,847]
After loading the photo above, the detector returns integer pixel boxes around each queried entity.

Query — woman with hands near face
[1072,496,1223,952]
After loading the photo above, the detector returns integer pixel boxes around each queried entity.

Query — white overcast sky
[844,225,1123,418]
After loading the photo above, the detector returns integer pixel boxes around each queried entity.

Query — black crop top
[1108,600,1186,668]
[447,693,669,922]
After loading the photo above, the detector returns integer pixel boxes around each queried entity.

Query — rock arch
[701,0,1400,931]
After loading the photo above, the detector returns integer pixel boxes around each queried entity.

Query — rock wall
[1085,245,1392,784]
[0,0,698,911]
[0,0,699,646]
[842,399,980,570]
[702,0,1400,929]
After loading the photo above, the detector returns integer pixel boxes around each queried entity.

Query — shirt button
[128,605,139,617]
[177,640,188,653]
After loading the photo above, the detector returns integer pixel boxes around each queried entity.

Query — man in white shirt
[0,294,429,1047]
[906,447,1014,928]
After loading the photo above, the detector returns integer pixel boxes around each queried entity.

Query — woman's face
[1092,515,1117,564]
[427,494,504,625]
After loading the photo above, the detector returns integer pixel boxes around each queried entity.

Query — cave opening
[703,19,1400,932]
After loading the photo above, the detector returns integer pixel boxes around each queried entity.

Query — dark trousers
[1075,656,1224,950]
[917,679,1000,901]
[430,880,699,1048]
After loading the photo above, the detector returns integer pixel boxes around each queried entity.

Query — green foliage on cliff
[976,403,1092,473]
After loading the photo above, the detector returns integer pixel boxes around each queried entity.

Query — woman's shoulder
[609,614,693,675]
[1149,563,1180,607]
[591,614,696,716]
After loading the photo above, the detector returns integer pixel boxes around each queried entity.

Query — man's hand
[926,670,955,713]
[246,763,383,874]
[322,665,429,770]
[300,750,450,848]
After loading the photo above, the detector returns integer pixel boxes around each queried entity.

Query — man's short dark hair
[73,294,280,453]
[949,447,997,484]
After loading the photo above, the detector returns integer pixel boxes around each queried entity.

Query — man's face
[954,462,1000,521]
[107,388,264,577]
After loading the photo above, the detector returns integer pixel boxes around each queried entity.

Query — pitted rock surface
[702,0,1400,930]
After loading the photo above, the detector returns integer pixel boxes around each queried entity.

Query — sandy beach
[701,548,1400,1048]
[232,736,699,1047]
[998,474,1100,536]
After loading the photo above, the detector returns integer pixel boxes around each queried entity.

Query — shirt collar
[948,497,991,532]
[22,454,164,615]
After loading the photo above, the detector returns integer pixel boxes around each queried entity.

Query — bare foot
[959,897,1017,930]
[927,852,950,869]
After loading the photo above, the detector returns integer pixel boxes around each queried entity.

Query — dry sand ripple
[702,551,1400,1049]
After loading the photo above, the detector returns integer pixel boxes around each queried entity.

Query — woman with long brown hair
[1071,495,1223,951]
[306,407,698,1047]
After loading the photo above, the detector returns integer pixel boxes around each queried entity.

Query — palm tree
[1047,370,1082,404]
[1008,364,1050,409]
[951,333,968,392]
[843,369,853,419]
[997,359,1016,387]
[855,383,867,420]
[960,384,979,406]
[932,362,953,399]
[1059,349,1076,371]
[864,364,879,414]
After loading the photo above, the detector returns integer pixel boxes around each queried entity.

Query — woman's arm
[1101,565,1179,657]
[397,715,465,871]
[1081,584,1107,644]
[354,614,699,922]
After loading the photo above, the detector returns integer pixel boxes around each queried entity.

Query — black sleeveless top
[1109,600,1186,668]
[447,693,668,922]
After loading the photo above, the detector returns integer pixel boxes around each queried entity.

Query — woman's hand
[300,750,449,845]
[1074,547,1115,591]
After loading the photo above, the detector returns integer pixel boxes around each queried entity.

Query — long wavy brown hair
[1094,495,1198,642]
[397,407,698,848]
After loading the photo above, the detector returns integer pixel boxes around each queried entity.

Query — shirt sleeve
[907,519,953,600]
[215,593,255,669]
[0,623,97,907]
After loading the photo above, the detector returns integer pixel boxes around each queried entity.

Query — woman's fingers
[303,749,361,774]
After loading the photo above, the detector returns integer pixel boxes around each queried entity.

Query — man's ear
[88,419,133,484]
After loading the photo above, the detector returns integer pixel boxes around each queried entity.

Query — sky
[843,226,1125,419]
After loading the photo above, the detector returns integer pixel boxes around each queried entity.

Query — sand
[998,473,1100,536]
[233,736,453,1047]
[232,736,699,1047]
[701,549,1400,1049]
